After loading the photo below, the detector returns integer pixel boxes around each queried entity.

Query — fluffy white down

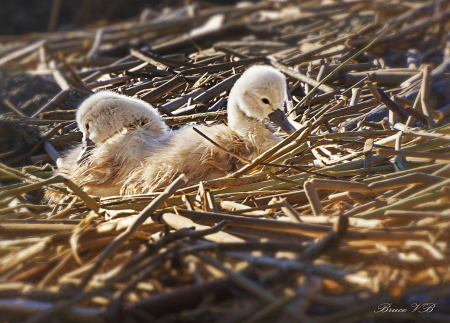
[121,124,255,194]
[229,65,286,121]
[227,65,287,147]
[55,91,169,197]
[56,65,288,196]
[122,65,289,193]
[76,91,168,144]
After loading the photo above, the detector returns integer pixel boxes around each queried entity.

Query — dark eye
[85,123,89,130]
[262,98,270,104]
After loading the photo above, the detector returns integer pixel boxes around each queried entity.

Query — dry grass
[1,1,450,322]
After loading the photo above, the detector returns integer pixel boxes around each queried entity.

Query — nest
[1,1,450,322]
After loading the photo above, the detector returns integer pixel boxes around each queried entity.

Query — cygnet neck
[227,99,275,147]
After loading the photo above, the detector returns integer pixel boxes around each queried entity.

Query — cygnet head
[76,91,167,144]
[75,91,168,165]
[228,65,294,134]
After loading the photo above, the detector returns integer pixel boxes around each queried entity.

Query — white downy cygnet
[57,65,294,197]
[76,91,168,159]
[56,91,168,196]
[121,65,295,194]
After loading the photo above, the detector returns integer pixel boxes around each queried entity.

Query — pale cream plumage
[56,91,168,196]
[57,65,292,196]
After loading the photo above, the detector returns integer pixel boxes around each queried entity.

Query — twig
[192,127,251,163]
[290,20,403,115]
[31,89,70,118]
[78,174,186,289]
[179,57,265,76]
[140,74,186,103]
[377,149,450,161]
[304,181,323,216]
[300,215,348,261]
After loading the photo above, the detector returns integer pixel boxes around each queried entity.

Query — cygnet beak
[77,138,94,165]
[268,109,296,134]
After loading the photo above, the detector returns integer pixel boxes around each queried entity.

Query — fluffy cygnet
[227,64,294,147]
[121,65,294,194]
[56,91,168,196]
[76,91,168,163]
[57,65,293,197]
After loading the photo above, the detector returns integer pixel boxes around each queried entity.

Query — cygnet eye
[262,98,270,104]
[85,123,89,131]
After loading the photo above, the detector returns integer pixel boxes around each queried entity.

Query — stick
[290,19,403,115]
[31,89,70,118]
[304,181,323,216]
[377,149,450,161]
[192,127,251,163]
[78,174,186,289]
